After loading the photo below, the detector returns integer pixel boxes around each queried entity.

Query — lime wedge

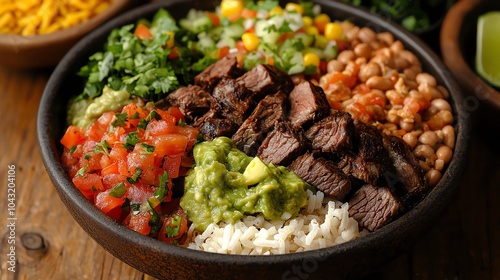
[476,11,500,88]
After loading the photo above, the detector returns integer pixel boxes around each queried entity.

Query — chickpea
[366,76,393,91]
[419,131,441,147]
[358,62,382,82]
[403,132,418,148]
[426,169,442,186]
[400,50,421,66]
[327,60,345,73]
[337,50,356,65]
[400,119,414,132]
[427,111,454,131]
[414,144,436,165]
[416,72,437,87]
[376,32,394,46]
[436,145,453,164]
[434,159,445,172]
[390,40,404,53]
[431,99,452,112]
[358,27,376,43]
[442,125,455,149]
[354,43,372,60]
[403,68,417,81]
[419,160,432,172]
[394,56,410,70]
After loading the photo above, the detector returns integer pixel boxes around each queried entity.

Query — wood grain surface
[1,27,499,280]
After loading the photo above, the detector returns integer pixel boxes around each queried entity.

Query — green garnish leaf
[123,131,140,151]
[112,112,128,127]
[76,164,89,178]
[165,215,182,238]
[141,143,155,154]
[94,140,111,156]
[154,170,169,202]
[69,145,77,155]
[127,168,143,184]
[109,182,127,198]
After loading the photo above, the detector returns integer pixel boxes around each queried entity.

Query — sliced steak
[382,135,429,205]
[336,154,384,186]
[236,64,294,98]
[289,152,351,201]
[212,77,254,126]
[288,81,330,128]
[194,55,243,90]
[158,85,213,123]
[232,91,287,156]
[305,111,355,154]
[348,184,401,232]
[257,121,308,166]
[198,116,239,141]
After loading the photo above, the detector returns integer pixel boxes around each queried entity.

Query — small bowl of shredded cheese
[0,0,141,69]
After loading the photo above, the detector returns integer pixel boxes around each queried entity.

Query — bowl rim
[0,0,132,49]
[440,0,500,110]
[37,0,470,275]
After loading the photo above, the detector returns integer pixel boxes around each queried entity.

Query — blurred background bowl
[440,0,500,111]
[0,0,141,69]
[38,0,470,279]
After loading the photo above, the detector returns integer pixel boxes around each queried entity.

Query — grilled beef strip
[348,184,401,232]
[257,121,308,166]
[288,81,331,129]
[194,54,243,90]
[289,152,352,201]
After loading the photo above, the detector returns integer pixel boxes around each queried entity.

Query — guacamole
[67,86,133,128]
[180,137,309,231]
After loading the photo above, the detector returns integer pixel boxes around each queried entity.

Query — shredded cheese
[0,0,114,36]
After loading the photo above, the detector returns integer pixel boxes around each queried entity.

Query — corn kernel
[305,26,319,35]
[220,0,244,18]
[269,6,283,17]
[285,3,304,15]
[302,16,313,27]
[314,14,331,34]
[165,31,175,49]
[324,22,343,40]
[242,32,259,51]
[303,52,320,67]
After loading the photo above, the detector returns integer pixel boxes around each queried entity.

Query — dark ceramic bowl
[440,0,500,111]
[38,1,470,279]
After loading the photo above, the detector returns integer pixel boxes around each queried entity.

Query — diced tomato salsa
[61,102,196,244]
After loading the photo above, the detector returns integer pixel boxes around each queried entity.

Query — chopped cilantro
[127,168,143,184]
[141,143,155,154]
[94,140,111,156]
[112,112,128,127]
[109,182,127,198]
[154,171,169,202]
[123,131,140,151]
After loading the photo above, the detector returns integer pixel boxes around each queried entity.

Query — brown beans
[442,125,455,149]
[431,99,452,112]
[376,32,394,46]
[358,62,382,82]
[327,60,345,73]
[400,119,414,132]
[419,131,440,147]
[436,145,453,164]
[414,144,436,165]
[390,40,404,53]
[366,76,393,90]
[426,169,442,186]
[354,43,372,60]
[416,73,437,87]
[427,111,453,131]
[403,132,418,148]
[358,27,376,43]
[337,50,356,65]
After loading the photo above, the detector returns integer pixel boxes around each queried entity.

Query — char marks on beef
[289,152,351,201]
[158,85,213,123]
[305,111,355,154]
[257,121,308,166]
[160,59,433,232]
[382,135,429,205]
[194,55,243,90]
[236,64,294,98]
[232,91,287,156]
[212,77,254,126]
[348,184,401,231]
[288,81,330,128]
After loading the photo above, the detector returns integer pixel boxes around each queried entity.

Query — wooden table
[1,63,499,279]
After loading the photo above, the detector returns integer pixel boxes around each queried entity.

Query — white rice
[184,190,365,255]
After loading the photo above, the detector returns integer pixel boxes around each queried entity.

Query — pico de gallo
[60,101,198,244]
